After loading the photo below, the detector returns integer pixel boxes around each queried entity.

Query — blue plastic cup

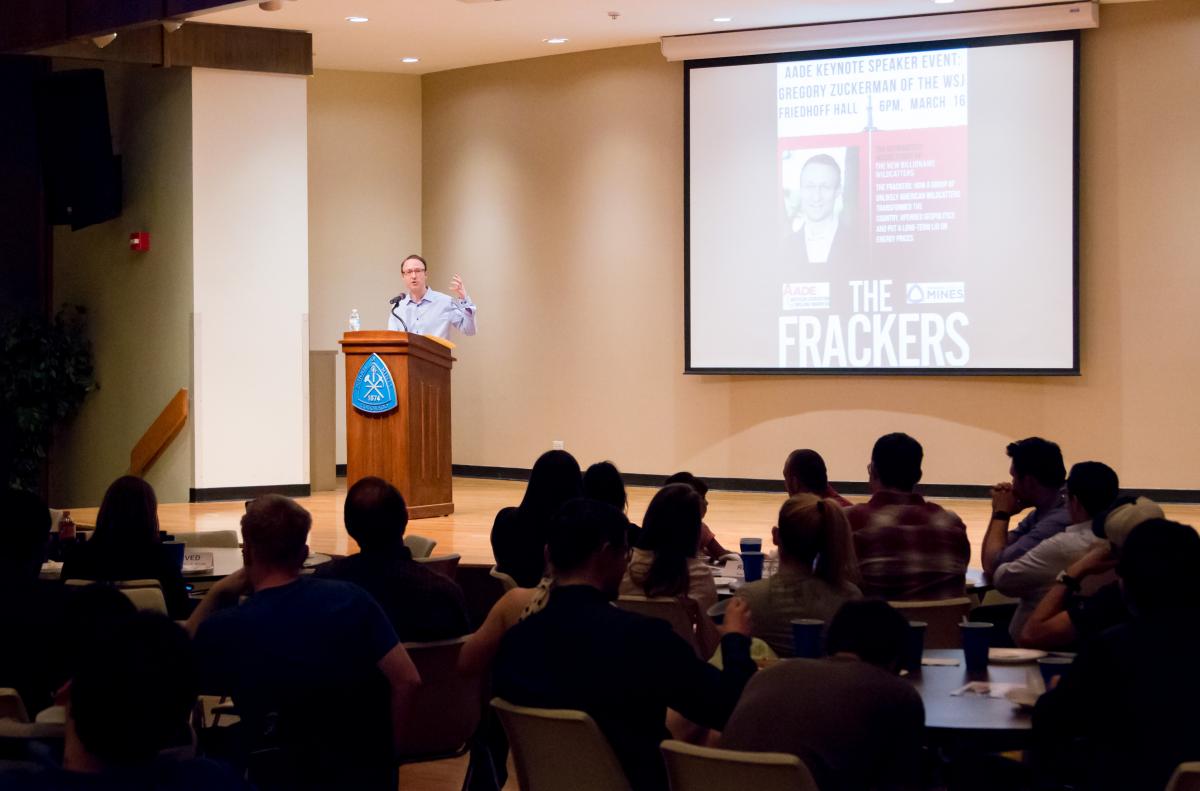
[959,621,993,672]
[739,537,762,553]
[1037,656,1074,688]
[791,618,824,658]
[740,551,765,582]
[162,540,186,571]
[905,621,927,673]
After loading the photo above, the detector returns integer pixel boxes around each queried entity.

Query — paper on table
[722,560,741,576]
[950,682,1029,699]
[922,656,960,666]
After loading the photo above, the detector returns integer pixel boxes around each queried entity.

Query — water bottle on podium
[348,309,361,332]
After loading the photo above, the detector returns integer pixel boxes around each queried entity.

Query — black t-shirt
[1067,581,1129,645]
[1033,614,1200,791]
[193,577,399,787]
[313,547,470,642]
[493,585,756,791]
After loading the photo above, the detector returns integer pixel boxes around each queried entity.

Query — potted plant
[0,305,97,492]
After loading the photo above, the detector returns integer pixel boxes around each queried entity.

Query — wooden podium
[339,331,454,518]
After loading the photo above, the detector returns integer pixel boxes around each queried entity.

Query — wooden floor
[68,476,1200,569]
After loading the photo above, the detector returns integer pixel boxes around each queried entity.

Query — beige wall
[307,69,422,464]
[50,63,194,506]
[191,69,310,490]
[424,1,1200,490]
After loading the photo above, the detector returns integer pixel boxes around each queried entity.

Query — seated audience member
[188,495,420,791]
[0,488,60,712]
[315,476,469,642]
[663,471,734,561]
[0,612,250,790]
[60,476,189,618]
[847,433,970,599]
[1032,519,1200,791]
[992,461,1118,643]
[783,448,853,506]
[982,437,1071,575]
[621,483,719,615]
[584,460,641,547]
[736,494,862,656]
[490,449,582,587]
[1019,497,1164,650]
[0,490,136,717]
[493,498,757,791]
[721,599,925,791]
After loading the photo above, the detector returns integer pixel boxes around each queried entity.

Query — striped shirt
[847,490,970,600]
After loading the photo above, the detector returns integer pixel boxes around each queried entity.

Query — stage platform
[66,477,1200,566]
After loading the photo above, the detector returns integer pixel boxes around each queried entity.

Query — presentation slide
[687,34,1077,373]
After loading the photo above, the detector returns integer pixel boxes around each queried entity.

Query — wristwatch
[1056,571,1082,593]
[991,510,1012,521]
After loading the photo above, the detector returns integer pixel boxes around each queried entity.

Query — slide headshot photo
[781,147,862,268]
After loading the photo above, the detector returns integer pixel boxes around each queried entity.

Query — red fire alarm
[129,232,150,252]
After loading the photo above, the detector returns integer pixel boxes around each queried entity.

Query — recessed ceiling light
[543,37,569,44]
[933,0,954,4]
[345,16,369,23]
[401,57,420,64]
[713,17,732,23]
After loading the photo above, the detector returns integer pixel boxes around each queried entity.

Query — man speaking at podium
[387,253,477,340]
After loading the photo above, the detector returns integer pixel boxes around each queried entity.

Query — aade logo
[352,353,398,414]
[782,282,831,311]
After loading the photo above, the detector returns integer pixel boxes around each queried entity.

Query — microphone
[389,294,409,332]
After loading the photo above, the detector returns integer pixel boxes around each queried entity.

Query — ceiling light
[346,16,369,22]
[713,17,732,23]
[401,57,420,64]
[934,0,954,4]
[543,37,569,44]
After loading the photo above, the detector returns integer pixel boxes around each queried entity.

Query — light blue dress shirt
[386,288,477,340]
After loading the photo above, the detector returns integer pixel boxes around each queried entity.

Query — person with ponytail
[620,483,719,615]
[735,493,862,657]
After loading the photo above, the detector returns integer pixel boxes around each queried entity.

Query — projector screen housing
[684,31,1080,375]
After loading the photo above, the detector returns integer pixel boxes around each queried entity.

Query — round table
[908,649,1036,752]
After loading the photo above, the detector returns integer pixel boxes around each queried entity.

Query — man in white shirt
[993,461,1119,643]
[387,253,477,340]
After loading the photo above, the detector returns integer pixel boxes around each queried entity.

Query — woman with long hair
[61,476,189,618]
[620,483,718,613]
[489,450,583,588]
[735,493,862,656]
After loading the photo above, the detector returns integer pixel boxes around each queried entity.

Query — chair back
[490,565,519,592]
[1167,763,1200,791]
[396,637,482,762]
[661,739,819,791]
[121,586,169,615]
[888,597,973,649]
[0,688,30,723]
[178,529,240,548]
[416,553,461,580]
[491,698,631,791]
[615,595,702,656]
[404,534,437,559]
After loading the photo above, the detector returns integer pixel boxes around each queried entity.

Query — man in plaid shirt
[847,433,970,600]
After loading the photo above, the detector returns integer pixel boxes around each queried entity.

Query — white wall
[307,69,422,466]
[191,68,310,490]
